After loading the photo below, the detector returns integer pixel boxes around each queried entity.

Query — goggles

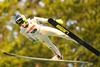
[16,18,25,26]
[15,14,27,26]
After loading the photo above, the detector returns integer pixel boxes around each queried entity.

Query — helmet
[15,14,27,26]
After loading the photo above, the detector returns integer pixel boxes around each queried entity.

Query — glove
[56,19,64,24]
[33,39,39,44]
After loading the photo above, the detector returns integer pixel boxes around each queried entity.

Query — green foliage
[0,0,100,67]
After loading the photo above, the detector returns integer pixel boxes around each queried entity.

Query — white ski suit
[20,17,75,59]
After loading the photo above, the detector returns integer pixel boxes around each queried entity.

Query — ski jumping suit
[20,17,75,59]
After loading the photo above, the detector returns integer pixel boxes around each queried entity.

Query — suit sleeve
[20,27,36,42]
[33,17,63,24]
[33,17,48,23]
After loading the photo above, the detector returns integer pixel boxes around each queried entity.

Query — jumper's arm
[20,28,38,43]
[34,17,63,24]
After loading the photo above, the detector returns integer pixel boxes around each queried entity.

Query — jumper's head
[15,14,27,26]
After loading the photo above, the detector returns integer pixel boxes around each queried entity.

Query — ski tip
[98,52,100,56]
[3,51,14,56]
[3,51,8,54]
[48,18,54,22]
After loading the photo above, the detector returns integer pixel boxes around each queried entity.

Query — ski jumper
[20,17,75,59]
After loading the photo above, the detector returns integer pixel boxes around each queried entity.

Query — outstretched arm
[20,28,38,43]
[34,17,63,24]
[34,17,48,23]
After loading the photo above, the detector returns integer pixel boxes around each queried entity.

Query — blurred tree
[0,0,100,67]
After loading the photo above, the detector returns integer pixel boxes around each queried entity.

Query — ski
[48,18,100,56]
[3,51,88,64]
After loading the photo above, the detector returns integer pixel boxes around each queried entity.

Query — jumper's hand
[33,39,39,44]
[56,19,64,24]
